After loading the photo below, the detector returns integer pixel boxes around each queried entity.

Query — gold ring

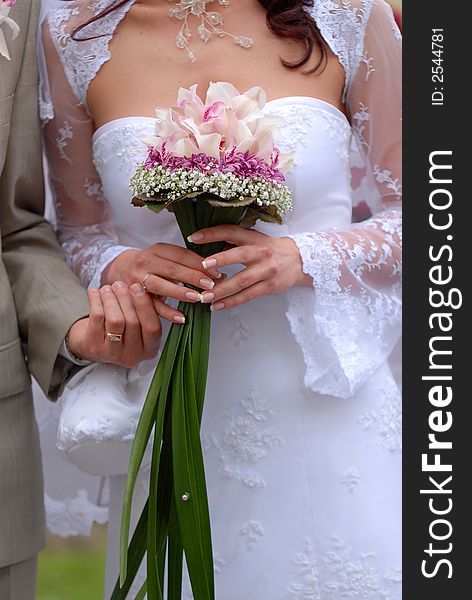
[142,273,152,292]
[106,331,123,343]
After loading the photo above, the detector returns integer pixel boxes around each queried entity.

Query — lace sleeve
[287,0,402,399]
[40,18,132,289]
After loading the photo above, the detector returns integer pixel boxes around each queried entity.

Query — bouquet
[114,82,293,600]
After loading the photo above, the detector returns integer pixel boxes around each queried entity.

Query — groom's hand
[66,282,162,368]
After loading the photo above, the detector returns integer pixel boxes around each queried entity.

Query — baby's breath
[130,164,293,217]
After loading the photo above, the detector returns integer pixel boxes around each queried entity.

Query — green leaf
[190,302,211,418]
[110,502,148,600]
[133,579,147,600]
[142,200,167,214]
[146,315,190,597]
[147,423,164,600]
[120,357,165,586]
[207,196,255,208]
[120,197,250,599]
[120,313,186,586]
[172,339,214,600]
[172,198,198,243]
[255,206,283,225]
[167,497,184,600]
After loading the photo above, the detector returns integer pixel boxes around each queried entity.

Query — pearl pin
[181,492,190,502]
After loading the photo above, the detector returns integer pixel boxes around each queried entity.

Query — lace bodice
[39,0,395,115]
[39,0,402,398]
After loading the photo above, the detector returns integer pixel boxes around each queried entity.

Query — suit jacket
[0,0,89,568]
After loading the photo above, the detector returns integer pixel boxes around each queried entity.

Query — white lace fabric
[40,0,134,287]
[39,0,402,396]
[287,0,402,397]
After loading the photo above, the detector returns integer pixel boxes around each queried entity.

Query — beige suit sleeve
[0,0,89,398]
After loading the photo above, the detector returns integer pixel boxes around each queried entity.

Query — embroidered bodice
[38,0,402,399]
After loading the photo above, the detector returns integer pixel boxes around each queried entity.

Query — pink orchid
[143,82,294,172]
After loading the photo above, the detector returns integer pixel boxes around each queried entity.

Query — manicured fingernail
[202,258,217,269]
[185,291,202,301]
[209,269,223,279]
[173,315,186,324]
[210,302,224,312]
[199,278,215,290]
[200,292,215,303]
[102,285,112,293]
[112,281,126,289]
[187,232,204,242]
[131,283,144,296]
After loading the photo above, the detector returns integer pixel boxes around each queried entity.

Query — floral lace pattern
[240,520,265,550]
[39,98,54,122]
[204,385,284,489]
[48,0,134,111]
[358,383,402,454]
[44,490,108,537]
[265,102,352,167]
[55,120,73,164]
[266,104,318,158]
[227,307,250,346]
[287,207,401,398]
[312,0,373,98]
[318,110,352,165]
[341,467,361,493]
[59,224,130,289]
[93,121,151,178]
[352,102,402,202]
[287,537,402,600]
[44,0,375,112]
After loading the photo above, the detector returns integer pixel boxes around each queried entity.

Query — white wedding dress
[37,1,402,598]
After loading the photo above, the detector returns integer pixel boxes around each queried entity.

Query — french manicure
[202,258,217,269]
[112,281,126,289]
[200,292,215,303]
[188,232,204,242]
[185,291,202,302]
[131,283,144,296]
[199,278,215,290]
[173,315,186,324]
[210,302,225,312]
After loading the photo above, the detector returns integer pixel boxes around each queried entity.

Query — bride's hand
[67,282,162,368]
[188,225,312,311]
[101,243,218,323]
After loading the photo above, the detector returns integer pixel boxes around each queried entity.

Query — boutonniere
[0,0,19,61]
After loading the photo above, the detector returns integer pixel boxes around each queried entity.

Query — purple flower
[143,147,286,183]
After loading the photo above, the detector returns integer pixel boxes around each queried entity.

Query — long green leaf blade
[110,501,148,600]
[121,315,186,585]
[167,497,184,600]
[172,337,214,599]
[120,356,165,585]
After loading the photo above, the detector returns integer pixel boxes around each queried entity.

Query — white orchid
[0,0,19,61]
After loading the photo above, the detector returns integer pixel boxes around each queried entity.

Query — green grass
[37,528,106,600]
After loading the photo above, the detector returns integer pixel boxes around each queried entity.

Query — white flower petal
[206,82,240,106]
[195,133,222,158]
[177,84,199,104]
[169,137,200,157]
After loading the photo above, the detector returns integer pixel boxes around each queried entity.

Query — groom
[0,1,140,597]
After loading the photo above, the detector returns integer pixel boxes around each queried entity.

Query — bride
[38,0,402,598]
